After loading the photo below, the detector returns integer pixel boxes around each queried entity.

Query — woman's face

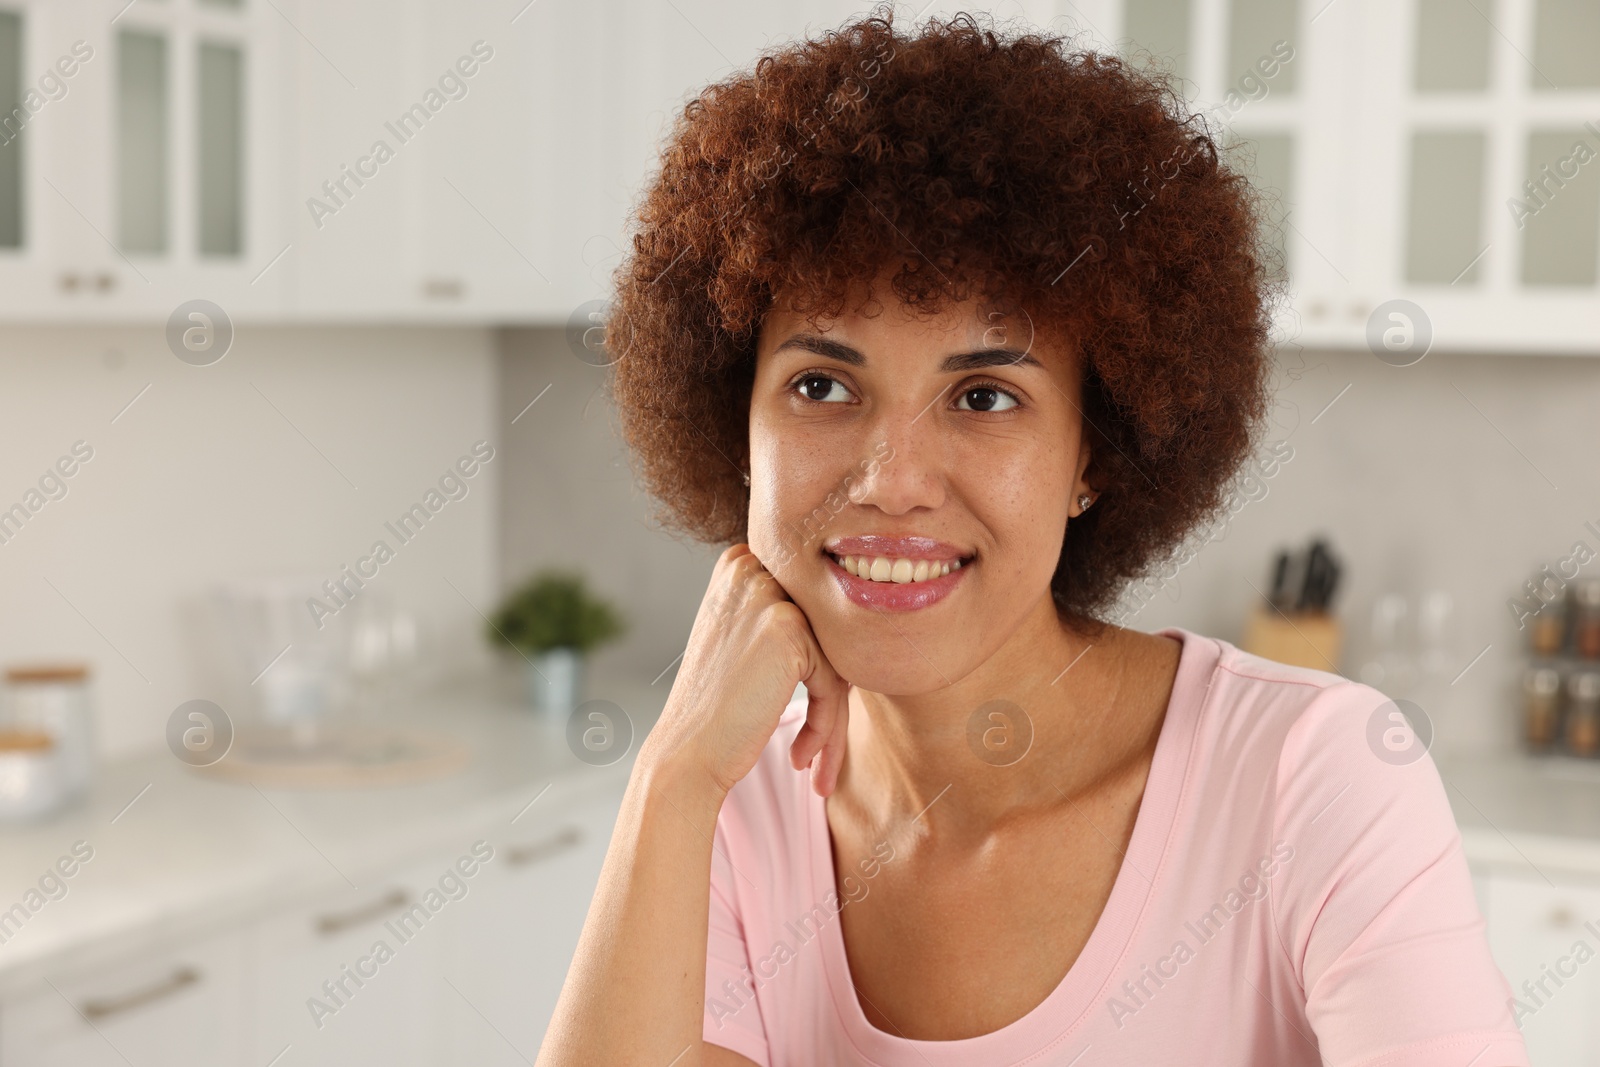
[747,277,1093,695]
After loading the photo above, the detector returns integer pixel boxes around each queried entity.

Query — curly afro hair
[607,4,1279,629]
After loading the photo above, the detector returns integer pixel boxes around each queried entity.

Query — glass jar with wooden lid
[4,663,92,797]
[0,730,64,820]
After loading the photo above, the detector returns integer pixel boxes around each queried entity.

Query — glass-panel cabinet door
[1359,0,1600,352]
[0,0,283,321]
[1112,0,1353,346]
[0,0,105,316]
[101,0,285,318]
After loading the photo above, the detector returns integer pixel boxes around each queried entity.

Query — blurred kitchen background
[0,0,1597,1063]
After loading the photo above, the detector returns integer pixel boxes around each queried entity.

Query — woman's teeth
[837,554,964,584]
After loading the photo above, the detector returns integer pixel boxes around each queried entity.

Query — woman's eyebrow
[774,334,1041,372]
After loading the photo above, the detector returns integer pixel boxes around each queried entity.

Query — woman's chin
[812,636,962,697]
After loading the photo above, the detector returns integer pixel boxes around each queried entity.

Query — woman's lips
[824,550,971,612]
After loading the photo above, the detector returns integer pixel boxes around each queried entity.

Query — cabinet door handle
[80,966,200,1020]
[94,272,116,292]
[507,827,583,868]
[315,888,410,936]
[58,272,81,293]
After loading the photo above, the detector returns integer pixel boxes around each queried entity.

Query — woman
[539,8,1528,1066]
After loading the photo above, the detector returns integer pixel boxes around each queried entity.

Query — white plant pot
[527,648,584,716]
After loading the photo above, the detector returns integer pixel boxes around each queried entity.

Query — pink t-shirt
[701,626,1530,1066]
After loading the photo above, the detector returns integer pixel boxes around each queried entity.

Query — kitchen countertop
[0,672,670,995]
[1438,750,1600,882]
[6,674,1600,994]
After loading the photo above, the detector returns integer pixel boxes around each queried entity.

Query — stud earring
[742,470,751,487]
[1077,493,1094,512]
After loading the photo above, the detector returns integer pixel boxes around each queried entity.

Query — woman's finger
[787,629,844,773]
[795,640,850,796]
[810,682,851,797]
[788,695,831,772]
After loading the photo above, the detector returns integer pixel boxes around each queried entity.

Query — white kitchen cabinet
[0,0,473,323]
[1350,0,1600,353]
[517,0,1600,349]
[0,0,101,319]
[105,0,290,318]
[244,786,627,1066]
[443,788,623,1065]
[0,926,249,1066]
[1111,0,1373,350]
[279,0,425,321]
[4,0,1598,340]
[0,788,626,1067]
[1114,0,1600,353]
[407,0,565,322]
[249,856,460,1067]
[1482,868,1600,1064]
[283,0,606,323]
[0,0,289,322]
[515,0,645,322]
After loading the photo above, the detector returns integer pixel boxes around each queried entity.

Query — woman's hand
[641,542,852,799]
[541,541,843,1065]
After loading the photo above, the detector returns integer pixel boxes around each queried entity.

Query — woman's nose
[844,391,950,516]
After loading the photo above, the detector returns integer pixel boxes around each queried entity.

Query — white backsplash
[0,325,499,760]
[3,322,1592,764]
[498,327,1600,761]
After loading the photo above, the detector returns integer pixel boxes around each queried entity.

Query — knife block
[1241,606,1342,673]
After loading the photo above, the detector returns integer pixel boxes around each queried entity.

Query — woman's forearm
[537,749,727,1067]
[540,543,839,1064]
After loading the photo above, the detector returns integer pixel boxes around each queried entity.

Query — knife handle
[1269,550,1290,609]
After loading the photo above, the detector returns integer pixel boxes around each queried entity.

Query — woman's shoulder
[1183,632,1463,900]
[1195,642,1521,1055]
[1210,637,1425,766]
[1179,628,1408,761]
[1167,628,1450,837]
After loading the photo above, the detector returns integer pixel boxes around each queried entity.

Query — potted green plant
[487,570,625,714]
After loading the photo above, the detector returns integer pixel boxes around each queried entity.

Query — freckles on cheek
[748,455,830,565]
[747,486,792,564]
[769,441,840,511]
[973,450,1072,579]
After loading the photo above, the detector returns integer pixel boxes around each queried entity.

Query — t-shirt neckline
[803,625,1220,1066]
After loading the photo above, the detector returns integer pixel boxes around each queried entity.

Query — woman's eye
[954,385,1019,413]
[795,374,853,403]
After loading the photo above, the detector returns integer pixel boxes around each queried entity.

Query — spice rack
[1521,578,1600,756]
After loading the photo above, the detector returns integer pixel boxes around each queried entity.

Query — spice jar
[1575,580,1600,660]
[4,664,92,797]
[1564,669,1600,756]
[1529,591,1569,658]
[1523,665,1564,751]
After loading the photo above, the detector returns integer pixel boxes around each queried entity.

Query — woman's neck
[835,599,1175,842]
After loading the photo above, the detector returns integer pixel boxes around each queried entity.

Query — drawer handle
[315,888,410,936]
[80,966,199,1020]
[507,827,583,868]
